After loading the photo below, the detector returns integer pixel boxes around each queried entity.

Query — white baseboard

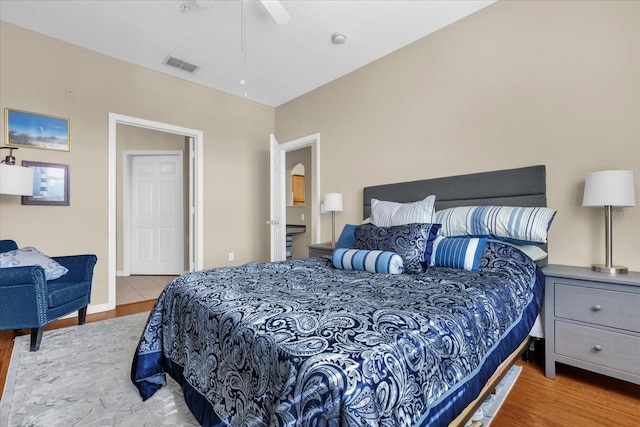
[59,302,115,319]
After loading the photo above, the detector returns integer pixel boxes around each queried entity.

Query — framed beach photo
[5,108,70,152]
[21,161,70,206]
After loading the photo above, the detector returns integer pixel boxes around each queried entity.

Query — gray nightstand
[543,264,640,385]
[308,243,335,258]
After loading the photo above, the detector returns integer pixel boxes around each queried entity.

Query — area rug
[0,312,521,426]
[0,312,197,426]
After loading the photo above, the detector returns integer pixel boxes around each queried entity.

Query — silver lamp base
[591,264,628,274]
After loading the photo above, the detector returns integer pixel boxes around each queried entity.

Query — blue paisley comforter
[131,242,543,426]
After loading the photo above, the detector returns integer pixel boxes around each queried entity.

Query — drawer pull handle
[592,304,602,312]
[593,345,602,352]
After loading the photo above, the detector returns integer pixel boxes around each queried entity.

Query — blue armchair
[0,239,97,351]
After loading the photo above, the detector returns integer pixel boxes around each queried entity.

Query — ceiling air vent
[164,56,199,73]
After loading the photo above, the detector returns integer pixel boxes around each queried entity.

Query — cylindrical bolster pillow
[333,248,404,274]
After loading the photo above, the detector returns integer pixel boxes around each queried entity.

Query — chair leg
[30,327,44,352]
[78,306,87,325]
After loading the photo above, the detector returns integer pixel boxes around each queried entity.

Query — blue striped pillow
[430,236,488,271]
[435,206,556,245]
[333,248,404,274]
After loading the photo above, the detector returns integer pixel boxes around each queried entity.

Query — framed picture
[21,161,70,206]
[5,108,70,152]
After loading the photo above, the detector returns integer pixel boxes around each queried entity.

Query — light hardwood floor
[1,301,638,425]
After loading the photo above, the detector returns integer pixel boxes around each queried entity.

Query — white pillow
[0,247,69,280]
[371,195,436,227]
[496,241,548,261]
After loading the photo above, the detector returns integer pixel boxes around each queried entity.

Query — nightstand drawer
[555,284,640,332]
[556,321,640,376]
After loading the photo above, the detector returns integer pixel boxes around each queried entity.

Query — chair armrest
[0,265,48,327]
[50,254,97,283]
[0,265,47,287]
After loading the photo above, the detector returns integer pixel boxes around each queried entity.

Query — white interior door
[269,134,286,261]
[131,154,184,274]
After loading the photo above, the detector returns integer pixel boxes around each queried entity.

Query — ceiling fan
[194,0,291,24]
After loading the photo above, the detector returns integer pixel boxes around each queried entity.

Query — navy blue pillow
[355,223,440,274]
[336,224,357,249]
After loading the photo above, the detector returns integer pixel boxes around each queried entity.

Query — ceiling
[0,0,495,107]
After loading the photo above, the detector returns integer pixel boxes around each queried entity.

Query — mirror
[291,163,305,206]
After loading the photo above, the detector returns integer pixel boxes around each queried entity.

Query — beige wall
[0,22,275,305]
[275,0,640,270]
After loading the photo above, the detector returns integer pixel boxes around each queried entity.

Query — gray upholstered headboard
[363,165,547,219]
[363,165,549,266]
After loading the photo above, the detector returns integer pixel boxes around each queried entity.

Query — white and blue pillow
[370,195,436,227]
[430,236,488,271]
[355,222,440,274]
[435,205,556,245]
[333,248,404,274]
[0,246,68,280]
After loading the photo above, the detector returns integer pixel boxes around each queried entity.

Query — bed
[131,165,554,426]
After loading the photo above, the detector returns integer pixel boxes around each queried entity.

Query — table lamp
[582,170,636,274]
[0,147,34,196]
[324,193,343,245]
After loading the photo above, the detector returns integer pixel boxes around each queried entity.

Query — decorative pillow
[355,223,440,274]
[335,224,357,249]
[371,195,436,227]
[493,241,548,261]
[333,248,404,274]
[0,247,68,280]
[430,236,488,271]
[435,205,556,245]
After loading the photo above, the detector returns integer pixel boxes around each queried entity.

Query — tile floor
[115,275,177,305]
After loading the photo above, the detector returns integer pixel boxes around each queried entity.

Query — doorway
[269,133,320,261]
[106,113,203,313]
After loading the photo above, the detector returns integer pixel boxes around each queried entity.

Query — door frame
[270,133,321,261]
[122,150,185,276]
[106,113,203,312]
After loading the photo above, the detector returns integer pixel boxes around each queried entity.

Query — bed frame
[362,165,548,426]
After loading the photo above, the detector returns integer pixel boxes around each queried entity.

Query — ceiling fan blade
[259,0,290,24]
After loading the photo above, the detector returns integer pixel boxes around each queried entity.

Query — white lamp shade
[583,170,636,207]
[0,163,34,196]
[324,193,343,212]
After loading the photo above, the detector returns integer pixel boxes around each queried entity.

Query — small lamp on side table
[582,170,636,274]
[323,193,343,245]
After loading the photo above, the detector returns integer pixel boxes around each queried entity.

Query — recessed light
[331,32,347,45]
